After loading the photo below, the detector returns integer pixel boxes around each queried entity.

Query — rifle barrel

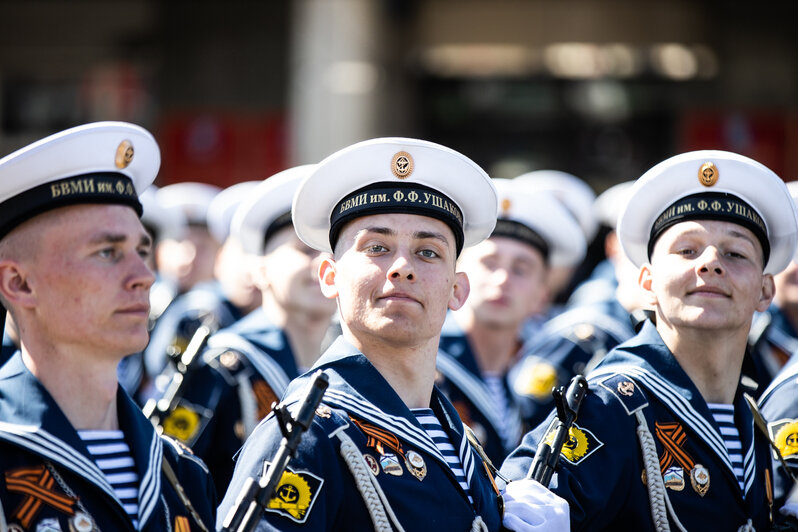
[526,375,589,485]
[219,370,329,532]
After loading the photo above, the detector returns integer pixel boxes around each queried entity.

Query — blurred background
[1,0,796,193]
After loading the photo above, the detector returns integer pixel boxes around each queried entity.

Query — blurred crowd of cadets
[6,166,797,498]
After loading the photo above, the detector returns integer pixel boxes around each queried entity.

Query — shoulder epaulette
[160,434,210,473]
[280,399,350,439]
[314,404,351,439]
[596,373,648,416]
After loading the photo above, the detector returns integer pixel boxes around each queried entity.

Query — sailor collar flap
[589,321,758,496]
[0,354,165,526]
[285,337,478,478]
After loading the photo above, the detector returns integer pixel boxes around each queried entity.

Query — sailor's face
[258,226,336,317]
[774,259,798,310]
[457,236,548,326]
[321,213,468,348]
[156,225,219,293]
[642,220,773,332]
[24,204,155,357]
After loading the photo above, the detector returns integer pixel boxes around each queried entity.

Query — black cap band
[648,192,769,264]
[262,211,294,253]
[491,219,550,263]
[330,182,465,254]
[0,172,142,240]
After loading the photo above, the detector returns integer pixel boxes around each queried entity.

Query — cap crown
[292,137,497,254]
[618,150,798,274]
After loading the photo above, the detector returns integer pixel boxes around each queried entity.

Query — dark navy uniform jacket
[747,304,798,397]
[758,354,798,510]
[144,280,244,385]
[0,354,216,531]
[1,329,16,367]
[436,315,523,465]
[158,308,299,496]
[565,259,618,309]
[117,351,146,403]
[501,321,772,531]
[217,337,504,531]
[510,297,634,428]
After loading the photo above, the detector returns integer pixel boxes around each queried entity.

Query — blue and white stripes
[320,388,478,494]
[412,408,473,504]
[589,364,756,496]
[707,403,745,492]
[207,332,291,395]
[78,430,140,528]
[0,421,165,528]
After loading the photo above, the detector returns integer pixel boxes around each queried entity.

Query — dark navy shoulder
[203,346,253,383]
[589,372,649,416]
[536,299,634,344]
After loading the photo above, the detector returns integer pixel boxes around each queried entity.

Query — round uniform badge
[698,161,718,187]
[364,454,380,476]
[267,471,315,522]
[406,450,425,469]
[405,450,427,481]
[391,151,414,179]
[543,423,604,465]
[115,140,134,169]
[69,511,96,532]
[219,350,240,370]
[616,380,635,397]
[690,464,710,496]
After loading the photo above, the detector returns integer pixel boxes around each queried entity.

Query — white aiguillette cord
[0,492,7,532]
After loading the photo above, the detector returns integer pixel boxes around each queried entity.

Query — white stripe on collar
[759,361,798,405]
[138,433,163,526]
[458,426,475,482]
[322,388,479,488]
[322,389,446,462]
[0,422,117,502]
[742,425,756,496]
[0,421,166,525]
[207,332,290,395]
[589,365,755,494]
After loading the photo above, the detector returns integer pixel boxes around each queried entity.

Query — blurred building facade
[1,0,796,192]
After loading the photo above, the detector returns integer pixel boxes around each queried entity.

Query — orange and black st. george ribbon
[655,421,696,473]
[174,515,192,532]
[349,416,404,457]
[253,380,280,421]
[5,465,77,528]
